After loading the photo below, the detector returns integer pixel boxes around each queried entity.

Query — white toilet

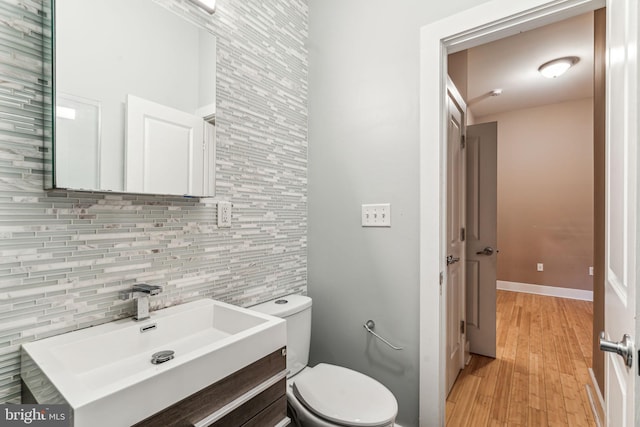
[251,294,398,427]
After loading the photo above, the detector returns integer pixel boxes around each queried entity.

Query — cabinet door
[125,94,206,196]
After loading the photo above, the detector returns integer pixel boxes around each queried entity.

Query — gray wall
[0,0,307,403]
[306,1,489,425]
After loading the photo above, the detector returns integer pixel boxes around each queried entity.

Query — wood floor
[446,290,595,427]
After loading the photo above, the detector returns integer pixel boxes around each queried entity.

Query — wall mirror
[51,0,216,197]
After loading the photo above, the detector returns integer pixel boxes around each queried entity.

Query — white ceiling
[465,12,594,118]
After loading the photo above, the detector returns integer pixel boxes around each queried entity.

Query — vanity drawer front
[209,380,285,427]
[134,347,286,427]
[242,395,287,427]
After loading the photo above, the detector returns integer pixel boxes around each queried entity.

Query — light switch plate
[362,204,391,227]
[217,201,232,228]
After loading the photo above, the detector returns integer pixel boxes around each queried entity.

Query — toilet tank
[251,294,311,377]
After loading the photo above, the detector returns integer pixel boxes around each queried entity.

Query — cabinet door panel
[126,94,205,196]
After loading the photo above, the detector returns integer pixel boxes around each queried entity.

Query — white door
[125,94,208,196]
[446,85,466,394]
[601,1,638,425]
[465,122,497,358]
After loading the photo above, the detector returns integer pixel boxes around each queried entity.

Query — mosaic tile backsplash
[0,0,308,402]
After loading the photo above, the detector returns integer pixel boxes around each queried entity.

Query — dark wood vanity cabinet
[134,347,288,427]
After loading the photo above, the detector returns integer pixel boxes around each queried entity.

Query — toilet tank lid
[250,294,311,318]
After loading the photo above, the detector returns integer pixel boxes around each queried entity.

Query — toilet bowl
[251,295,398,427]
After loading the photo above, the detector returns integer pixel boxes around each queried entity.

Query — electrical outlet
[537,263,544,272]
[217,201,232,228]
[362,204,391,227]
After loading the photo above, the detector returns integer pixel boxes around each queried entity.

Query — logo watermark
[0,405,70,427]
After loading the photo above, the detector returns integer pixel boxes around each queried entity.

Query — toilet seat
[292,363,397,427]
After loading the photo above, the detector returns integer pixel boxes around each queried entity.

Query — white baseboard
[497,280,593,301]
[586,368,605,427]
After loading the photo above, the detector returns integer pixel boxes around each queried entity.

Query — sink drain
[151,350,175,365]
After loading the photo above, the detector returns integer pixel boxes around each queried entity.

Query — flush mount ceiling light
[538,56,579,79]
[187,0,216,14]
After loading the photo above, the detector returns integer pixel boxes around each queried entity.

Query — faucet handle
[132,283,162,295]
[120,284,162,300]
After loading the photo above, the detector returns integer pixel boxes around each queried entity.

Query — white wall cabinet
[52,0,216,197]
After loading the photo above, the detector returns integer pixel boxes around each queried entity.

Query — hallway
[446,290,595,426]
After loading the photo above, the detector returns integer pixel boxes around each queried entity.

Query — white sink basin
[21,299,286,427]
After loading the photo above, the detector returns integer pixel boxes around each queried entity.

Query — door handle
[446,255,460,266]
[600,331,633,368]
[476,246,494,256]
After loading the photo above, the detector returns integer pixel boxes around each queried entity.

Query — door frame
[419,0,607,424]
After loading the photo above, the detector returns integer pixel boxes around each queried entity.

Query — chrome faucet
[120,284,162,321]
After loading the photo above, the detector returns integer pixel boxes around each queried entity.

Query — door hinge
[460,320,465,334]
[439,272,443,295]
[461,135,466,149]
[460,227,465,242]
